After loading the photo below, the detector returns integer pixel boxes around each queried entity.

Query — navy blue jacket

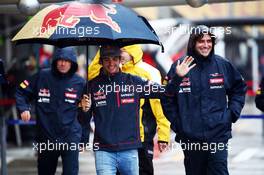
[89,70,163,151]
[16,47,88,144]
[163,54,247,143]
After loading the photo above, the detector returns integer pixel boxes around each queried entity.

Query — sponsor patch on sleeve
[20,80,29,89]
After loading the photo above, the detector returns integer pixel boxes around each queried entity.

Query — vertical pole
[4,15,11,68]
[0,86,7,175]
[12,105,22,147]
[0,59,7,174]
[86,45,89,93]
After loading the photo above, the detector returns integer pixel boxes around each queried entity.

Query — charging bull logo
[40,2,121,34]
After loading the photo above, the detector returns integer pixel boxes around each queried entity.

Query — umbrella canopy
[12,1,162,48]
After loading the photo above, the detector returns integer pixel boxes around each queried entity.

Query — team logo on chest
[64,88,78,104]
[65,93,77,99]
[38,88,50,97]
[94,91,107,107]
[38,88,50,103]
[179,77,191,93]
[209,73,224,89]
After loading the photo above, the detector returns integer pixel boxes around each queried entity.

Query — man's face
[120,50,133,65]
[56,59,72,74]
[101,56,120,74]
[195,34,213,57]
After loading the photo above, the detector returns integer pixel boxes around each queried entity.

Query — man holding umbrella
[87,45,195,175]
[16,47,90,175]
[88,44,170,175]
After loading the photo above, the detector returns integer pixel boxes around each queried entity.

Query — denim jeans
[95,149,139,175]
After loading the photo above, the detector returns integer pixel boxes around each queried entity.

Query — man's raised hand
[176,56,196,77]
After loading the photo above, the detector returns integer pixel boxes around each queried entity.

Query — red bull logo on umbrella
[40,2,121,34]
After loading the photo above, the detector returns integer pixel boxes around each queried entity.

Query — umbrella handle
[161,43,164,53]
[86,45,89,93]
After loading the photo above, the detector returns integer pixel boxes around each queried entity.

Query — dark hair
[100,45,121,61]
[187,25,216,57]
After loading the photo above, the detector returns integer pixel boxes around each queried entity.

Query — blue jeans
[95,149,139,175]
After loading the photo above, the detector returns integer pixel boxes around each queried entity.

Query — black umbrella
[12,1,162,48]
[12,1,163,89]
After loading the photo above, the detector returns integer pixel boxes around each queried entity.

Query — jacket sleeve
[160,95,178,133]
[147,69,170,143]
[78,110,92,144]
[131,69,180,134]
[255,78,264,112]
[88,50,102,81]
[129,75,162,98]
[79,83,92,144]
[134,76,181,99]
[160,63,180,133]
[149,99,170,143]
[15,73,38,113]
[164,62,183,95]
[226,62,247,123]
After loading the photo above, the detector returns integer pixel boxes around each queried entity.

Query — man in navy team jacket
[16,47,90,175]
[87,45,195,175]
[163,25,247,175]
